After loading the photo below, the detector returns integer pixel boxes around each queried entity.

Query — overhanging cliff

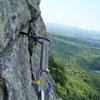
[0,0,59,100]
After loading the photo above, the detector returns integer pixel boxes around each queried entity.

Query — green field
[47,27,100,100]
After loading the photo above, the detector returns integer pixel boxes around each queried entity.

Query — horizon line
[45,21,100,33]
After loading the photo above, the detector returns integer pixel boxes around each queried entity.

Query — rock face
[0,0,58,100]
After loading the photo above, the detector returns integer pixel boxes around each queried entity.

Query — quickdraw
[35,69,52,95]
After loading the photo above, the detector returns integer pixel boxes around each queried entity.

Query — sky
[40,0,100,31]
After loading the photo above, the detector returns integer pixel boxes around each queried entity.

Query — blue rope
[35,69,41,95]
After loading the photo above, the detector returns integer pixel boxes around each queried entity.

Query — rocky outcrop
[0,0,59,100]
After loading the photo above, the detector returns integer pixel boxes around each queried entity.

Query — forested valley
[47,24,100,100]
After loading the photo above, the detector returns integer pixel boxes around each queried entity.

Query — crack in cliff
[0,78,8,100]
[19,32,35,80]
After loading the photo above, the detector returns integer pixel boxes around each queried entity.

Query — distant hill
[46,23,100,40]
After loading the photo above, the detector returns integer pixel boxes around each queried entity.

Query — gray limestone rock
[0,0,59,100]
